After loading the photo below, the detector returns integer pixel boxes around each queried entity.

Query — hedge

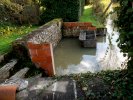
[40,0,85,24]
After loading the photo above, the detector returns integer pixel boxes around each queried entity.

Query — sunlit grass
[0,24,38,54]
[79,5,104,28]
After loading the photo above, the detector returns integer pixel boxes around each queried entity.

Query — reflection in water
[54,38,96,69]
[54,37,106,75]
[98,17,127,70]
[54,16,127,75]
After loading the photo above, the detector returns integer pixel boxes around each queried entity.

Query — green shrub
[0,0,39,24]
[40,0,85,24]
[114,0,133,73]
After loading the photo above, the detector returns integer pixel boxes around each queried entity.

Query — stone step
[16,77,56,100]
[16,77,85,100]
[79,31,86,41]
[9,67,29,79]
[38,79,77,100]
[0,59,17,82]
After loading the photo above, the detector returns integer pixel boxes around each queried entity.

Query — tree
[0,0,40,24]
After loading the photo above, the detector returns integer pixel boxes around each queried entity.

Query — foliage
[0,23,38,54]
[90,0,104,15]
[40,0,85,24]
[114,0,133,73]
[0,0,39,24]
[85,0,91,5]
[79,5,104,27]
[54,70,133,99]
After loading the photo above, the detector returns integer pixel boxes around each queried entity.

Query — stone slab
[9,67,29,79]
[0,59,17,81]
[37,79,77,100]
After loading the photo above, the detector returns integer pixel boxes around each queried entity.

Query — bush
[40,0,85,24]
[114,0,133,73]
[0,0,39,24]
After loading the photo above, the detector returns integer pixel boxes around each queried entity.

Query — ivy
[114,0,133,73]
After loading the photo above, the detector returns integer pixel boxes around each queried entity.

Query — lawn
[0,23,38,54]
[79,5,104,28]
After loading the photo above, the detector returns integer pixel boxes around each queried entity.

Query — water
[54,36,106,75]
[54,15,127,76]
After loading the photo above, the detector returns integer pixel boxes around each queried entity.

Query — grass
[0,23,38,54]
[79,0,112,27]
[79,5,104,28]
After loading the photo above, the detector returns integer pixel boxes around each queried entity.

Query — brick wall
[27,43,55,76]
[12,19,62,76]
[26,19,62,76]
[62,22,96,37]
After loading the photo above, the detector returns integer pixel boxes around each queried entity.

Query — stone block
[82,39,96,48]
[62,22,96,37]
[96,28,107,36]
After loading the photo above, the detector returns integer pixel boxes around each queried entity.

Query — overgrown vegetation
[114,0,133,73]
[0,22,37,54]
[54,70,133,99]
[0,0,39,24]
[0,43,45,77]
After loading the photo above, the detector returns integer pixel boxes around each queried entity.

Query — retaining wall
[12,19,62,76]
[9,20,101,76]
[62,22,96,37]
[27,19,62,48]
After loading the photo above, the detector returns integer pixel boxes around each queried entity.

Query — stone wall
[11,19,62,76]
[27,19,62,48]
[27,43,55,76]
[12,19,62,49]
[62,22,96,37]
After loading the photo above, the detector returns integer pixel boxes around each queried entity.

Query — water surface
[54,36,108,75]
[54,14,127,75]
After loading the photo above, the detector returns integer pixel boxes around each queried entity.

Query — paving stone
[36,79,77,100]
[10,67,29,79]
[0,59,17,81]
